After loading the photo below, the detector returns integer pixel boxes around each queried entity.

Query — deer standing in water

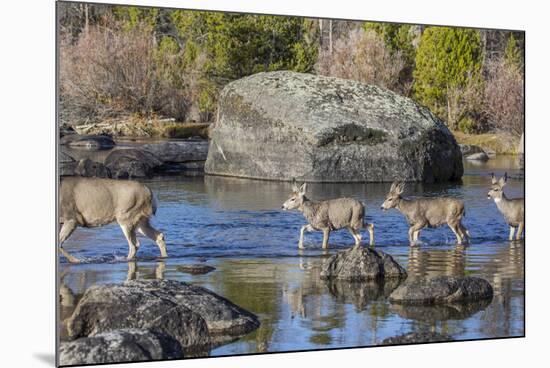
[281,182,374,249]
[488,173,524,240]
[59,177,167,263]
[381,181,470,245]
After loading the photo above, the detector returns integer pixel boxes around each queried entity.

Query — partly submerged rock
[141,141,208,163]
[104,148,163,178]
[59,151,77,176]
[60,134,116,150]
[381,332,453,345]
[465,152,489,161]
[206,71,463,183]
[59,328,183,365]
[176,264,216,275]
[390,298,491,321]
[66,281,210,349]
[320,246,407,281]
[75,158,111,178]
[66,279,259,349]
[389,276,493,305]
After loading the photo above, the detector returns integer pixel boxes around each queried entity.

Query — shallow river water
[59,156,524,355]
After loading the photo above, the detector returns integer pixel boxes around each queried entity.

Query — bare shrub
[60,21,190,125]
[484,59,524,137]
[315,29,408,94]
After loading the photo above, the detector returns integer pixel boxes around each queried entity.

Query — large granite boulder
[66,280,259,349]
[206,71,463,183]
[389,276,493,305]
[320,246,407,281]
[104,149,163,178]
[59,329,183,365]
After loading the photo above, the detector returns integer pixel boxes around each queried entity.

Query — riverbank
[452,131,521,155]
[69,118,211,140]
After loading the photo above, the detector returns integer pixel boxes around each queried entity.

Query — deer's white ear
[396,182,405,194]
[299,183,307,195]
[390,181,397,192]
[291,178,299,192]
[491,173,498,185]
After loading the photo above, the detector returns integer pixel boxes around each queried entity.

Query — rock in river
[205,71,463,183]
[74,158,111,178]
[66,279,259,349]
[60,134,116,150]
[104,148,163,178]
[320,246,407,281]
[177,264,216,275]
[59,328,183,365]
[141,141,209,163]
[381,332,453,345]
[59,151,77,176]
[389,276,493,305]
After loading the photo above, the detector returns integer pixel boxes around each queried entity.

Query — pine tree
[413,27,483,129]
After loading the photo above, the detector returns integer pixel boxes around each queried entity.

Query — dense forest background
[59,3,524,141]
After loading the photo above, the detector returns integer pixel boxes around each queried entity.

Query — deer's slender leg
[348,227,362,247]
[137,219,167,258]
[120,223,139,260]
[365,223,375,246]
[516,223,524,240]
[509,226,516,241]
[59,220,80,264]
[448,222,463,244]
[321,228,331,249]
[408,227,415,243]
[299,224,313,249]
[458,222,471,242]
[409,223,425,245]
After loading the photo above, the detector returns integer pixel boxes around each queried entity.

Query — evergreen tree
[413,27,483,129]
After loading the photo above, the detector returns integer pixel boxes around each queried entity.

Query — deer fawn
[381,181,470,245]
[282,182,374,249]
[488,173,524,240]
[59,177,167,263]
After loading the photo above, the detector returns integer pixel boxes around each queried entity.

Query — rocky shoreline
[60,279,260,365]
[59,130,209,178]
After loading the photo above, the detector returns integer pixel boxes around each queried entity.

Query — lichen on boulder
[206,71,463,183]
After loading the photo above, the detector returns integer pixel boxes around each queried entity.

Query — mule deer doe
[488,173,524,240]
[281,182,374,249]
[381,182,470,245]
[59,177,167,263]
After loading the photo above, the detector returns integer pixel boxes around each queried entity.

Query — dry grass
[452,130,520,155]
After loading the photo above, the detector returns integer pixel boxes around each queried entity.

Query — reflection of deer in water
[407,245,466,281]
[488,173,524,241]
[59,177,167,263]
[126,261,166,281]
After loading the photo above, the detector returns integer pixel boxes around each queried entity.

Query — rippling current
[59,156,524,355]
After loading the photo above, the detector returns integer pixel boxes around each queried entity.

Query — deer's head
[381,181,405,210]
[282,181,307,211]
[488,172,507,200]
